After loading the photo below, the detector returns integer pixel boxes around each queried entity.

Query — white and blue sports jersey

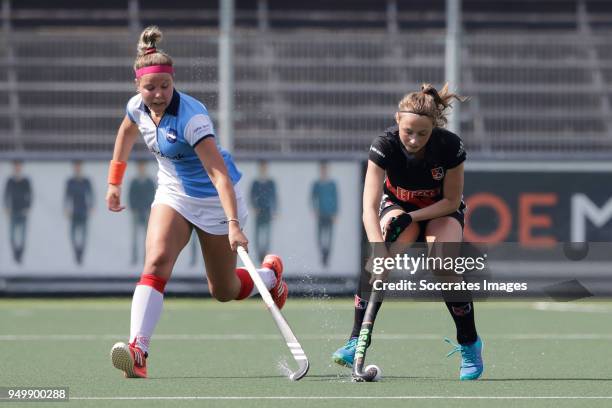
[126,90,241,198]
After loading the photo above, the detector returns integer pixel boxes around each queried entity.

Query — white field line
[1,333,612,341]
[2,302,612,311]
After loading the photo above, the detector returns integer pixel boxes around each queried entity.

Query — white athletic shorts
[151,180,248,235]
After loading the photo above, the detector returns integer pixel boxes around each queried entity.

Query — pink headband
[135,65,174,79]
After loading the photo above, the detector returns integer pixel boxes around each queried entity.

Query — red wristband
[108,160,127,185]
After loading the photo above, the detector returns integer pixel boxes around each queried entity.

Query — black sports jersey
[368,125,466,209]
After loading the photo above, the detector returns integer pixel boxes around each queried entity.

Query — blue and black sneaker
[445,337,484,380]
[332,337,358,368]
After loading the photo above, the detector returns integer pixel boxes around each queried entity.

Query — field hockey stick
[352,213,414,382]
[351,288,384,382]
[237,246,310,381]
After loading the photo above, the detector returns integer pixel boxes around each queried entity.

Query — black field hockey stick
[237,246,309,381]
[352,213,412,382]
[351,213,413,382]
[351,288,384,382]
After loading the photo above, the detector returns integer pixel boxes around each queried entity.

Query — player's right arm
[363,160,393,282]
[362,160,385,243]
[106,115,139,212]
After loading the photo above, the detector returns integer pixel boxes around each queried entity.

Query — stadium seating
[0,0,611,158]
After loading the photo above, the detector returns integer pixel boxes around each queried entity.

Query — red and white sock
[235,267,277,300]
[129,274,167,354]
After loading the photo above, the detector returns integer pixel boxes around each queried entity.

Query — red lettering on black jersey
[385,178,440,208]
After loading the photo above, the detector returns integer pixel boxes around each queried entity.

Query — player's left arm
[408,162,464,222]
[194,138,248,251]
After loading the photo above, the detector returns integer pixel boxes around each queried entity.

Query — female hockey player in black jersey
[333,83,483,381]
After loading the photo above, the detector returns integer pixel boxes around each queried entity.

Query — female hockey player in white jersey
[106,26,287,378]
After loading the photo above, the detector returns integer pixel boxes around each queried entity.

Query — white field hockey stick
[236,246,310,381]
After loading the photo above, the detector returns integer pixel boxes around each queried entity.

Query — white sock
[248,267,277,297]
[129,284,164,354]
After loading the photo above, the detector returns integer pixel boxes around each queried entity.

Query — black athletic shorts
[378,193,465,242]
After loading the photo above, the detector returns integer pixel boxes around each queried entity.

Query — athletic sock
[129,274,167,354]
[349,264,384,339]
[349,295,382,339]
[235,267,277,300]
[445,301,478,345]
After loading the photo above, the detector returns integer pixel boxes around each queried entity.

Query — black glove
[384,213,413,243]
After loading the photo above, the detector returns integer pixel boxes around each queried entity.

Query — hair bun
[137,26,163,56]
[421,84,435,93]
